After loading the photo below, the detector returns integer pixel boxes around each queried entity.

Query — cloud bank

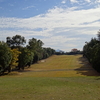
[0,1,100,51]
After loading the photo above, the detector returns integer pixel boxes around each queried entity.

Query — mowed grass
[0,77,100,100]
[8,54,100,77]
[0,55,100,100]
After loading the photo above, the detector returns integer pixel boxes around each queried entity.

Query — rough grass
[0,55,100,100]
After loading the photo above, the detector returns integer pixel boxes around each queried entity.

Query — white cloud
[0,5,100,51]
[1,6,100,29]
[70,0,78,3]
[61,0,66,4]
[95,0,100,3]
[85,0,91,3]
[42,35,80,51]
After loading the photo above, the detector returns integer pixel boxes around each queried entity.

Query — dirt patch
[40,60,46,62]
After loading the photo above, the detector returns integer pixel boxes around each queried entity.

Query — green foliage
[0,34,55,74]
[42,47,55,59]
[27,38,55,63]
[18,48,34,70]
[0,41,12,74]
[27,38,44,61]
[6,34,26,48]
[83,31,100,72]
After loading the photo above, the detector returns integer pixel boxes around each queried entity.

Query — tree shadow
[74,56,100,76]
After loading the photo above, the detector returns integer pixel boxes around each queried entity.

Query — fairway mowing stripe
[23,68,94,72]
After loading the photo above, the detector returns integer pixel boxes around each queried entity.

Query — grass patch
[0,55,100,100]
[0,77,100,100]
[7,54,100,77]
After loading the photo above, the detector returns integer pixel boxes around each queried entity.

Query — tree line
[83,30,100,72]
[0,35,55,75]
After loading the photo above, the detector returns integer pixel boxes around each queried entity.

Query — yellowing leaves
[10,49,21,68]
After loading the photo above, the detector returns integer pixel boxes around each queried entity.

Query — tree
[18,47,34,70]
[83,31,100,72]
[6,35,26,49]
[42,48,49,59]
[0,41,12,75]
[42,47,55,59]
[97,30,100,41]
[10,49,21,70]
[27,38,44,63]
[83,38,98,62]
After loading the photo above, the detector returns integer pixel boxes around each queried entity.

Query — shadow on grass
[75,56,100,76]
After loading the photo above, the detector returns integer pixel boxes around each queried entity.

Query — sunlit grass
[7,54,99,77]
[1,54,100,100]
[31,55,81,69]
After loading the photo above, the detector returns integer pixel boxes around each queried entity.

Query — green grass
[0,77,100,100]
[0,55,100,100]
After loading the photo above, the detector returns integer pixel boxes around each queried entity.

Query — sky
[0,0,100,52]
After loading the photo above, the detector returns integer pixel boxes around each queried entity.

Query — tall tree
[97,30,100,41]
[0,41,12,74]
[27,38,44,63]
[18,47,34,70]
[6,35,26,49]
[10,49,21,70]
[83,30,100,72]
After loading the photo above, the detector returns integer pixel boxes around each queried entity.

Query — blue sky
[0,0,100,51]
